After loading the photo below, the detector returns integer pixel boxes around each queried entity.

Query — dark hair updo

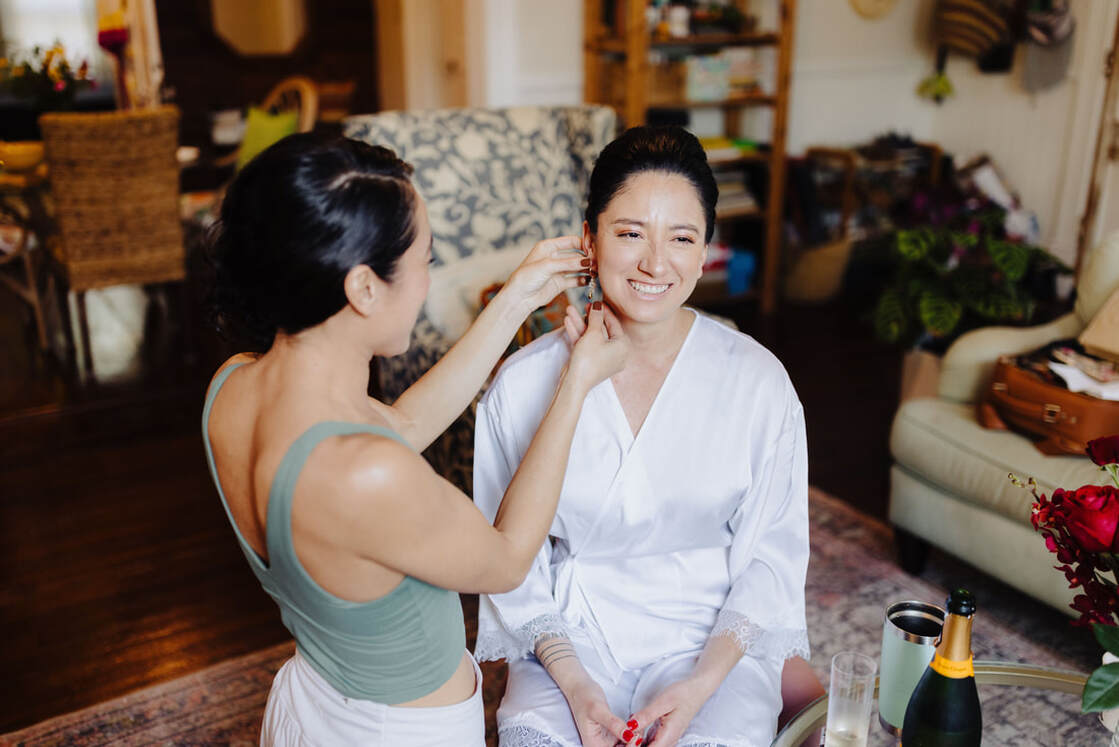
[208,133,417,351]
[585,125,718,244]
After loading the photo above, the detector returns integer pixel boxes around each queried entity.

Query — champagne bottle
[901,589,982,746]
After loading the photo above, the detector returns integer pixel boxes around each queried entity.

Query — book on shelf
[685,55,731,102]
[699,135,761,164]
[716,191,758,213]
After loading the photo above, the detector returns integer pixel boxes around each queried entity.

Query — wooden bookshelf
[590,31,781,53]
[716,205,764,221]
[689,269,756,305]
[708,151,771,168]
[583,0,798,314]
[647,92,777,109]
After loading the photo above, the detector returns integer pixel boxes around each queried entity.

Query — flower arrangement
[1025,436,1119,627]
[0,44,95,112]
[1019,435,1119,713]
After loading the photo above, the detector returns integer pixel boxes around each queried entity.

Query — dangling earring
[587,274,596,302]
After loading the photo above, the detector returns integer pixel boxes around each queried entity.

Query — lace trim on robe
[679,735,764,747]
[473,613,570,663]
[497,711,580,747]
[498,713,764,747]
[710,609,811,662]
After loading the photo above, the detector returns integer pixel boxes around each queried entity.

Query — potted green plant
[869,209,1070,352]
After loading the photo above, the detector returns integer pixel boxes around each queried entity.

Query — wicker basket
[39,106,185,291]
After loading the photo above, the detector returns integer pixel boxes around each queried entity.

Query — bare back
[207,354,412,603]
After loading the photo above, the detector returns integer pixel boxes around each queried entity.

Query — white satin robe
[474,311,810,746]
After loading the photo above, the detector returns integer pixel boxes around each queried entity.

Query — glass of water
[825,651,877,747]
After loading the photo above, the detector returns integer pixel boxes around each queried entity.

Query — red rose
[1087,435,1119,467]
[1059,485,1119,553]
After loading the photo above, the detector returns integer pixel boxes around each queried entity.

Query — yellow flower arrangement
[0,43,94,111]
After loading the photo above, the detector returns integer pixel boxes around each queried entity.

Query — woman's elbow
[478,544,534,594]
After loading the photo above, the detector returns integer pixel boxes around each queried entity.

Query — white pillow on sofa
[424,246,533,341]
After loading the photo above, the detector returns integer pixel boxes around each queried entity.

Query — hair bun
[205,133,418,351]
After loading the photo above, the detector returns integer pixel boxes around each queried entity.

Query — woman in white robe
[474,126,813,747]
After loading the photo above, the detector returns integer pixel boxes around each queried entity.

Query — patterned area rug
[1,489,1102,746]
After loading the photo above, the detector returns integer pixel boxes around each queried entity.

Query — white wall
[784,0,1112,262]
[470,0,1111,263]
[933,0,1116,263]
[514,0,583,103]
[786,0,936,152]
[467,0,583,107]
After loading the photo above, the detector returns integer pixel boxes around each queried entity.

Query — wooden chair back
[261,76,319,133]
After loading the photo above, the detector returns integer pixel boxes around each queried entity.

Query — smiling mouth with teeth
[628,279,672,295]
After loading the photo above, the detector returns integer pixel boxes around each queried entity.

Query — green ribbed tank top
[201,363,466,704]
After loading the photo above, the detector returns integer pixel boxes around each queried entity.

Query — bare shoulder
[209,352,260,387]
[291,429,462,572]
[304,430,437,514]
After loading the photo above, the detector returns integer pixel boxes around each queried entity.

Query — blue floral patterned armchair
[343,106,617,493]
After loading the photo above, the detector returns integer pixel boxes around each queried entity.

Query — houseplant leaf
[901,263,939,302]
[1082,661,1119,712]
[1094,622,1119,657]
[896,229,931,262]
[951,263,988,301]
[950,230,979,249]
[873,288,909,344]
[918,292,963,338]
[987,238,1032,282]
[969,290,1031,321]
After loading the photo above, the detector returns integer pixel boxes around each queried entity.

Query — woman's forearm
[535,635,593,694]
[689,633,745,700]
[492,373,588,579]
[392,289,529,450]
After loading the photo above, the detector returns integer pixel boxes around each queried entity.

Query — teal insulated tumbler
[878,600,945,735]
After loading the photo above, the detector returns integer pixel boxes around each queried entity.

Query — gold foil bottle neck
[937,612,973,663]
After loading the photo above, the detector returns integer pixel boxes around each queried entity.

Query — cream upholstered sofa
[889,232,1119,614]
[343,106,617,493]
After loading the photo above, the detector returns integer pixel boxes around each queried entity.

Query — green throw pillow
[236,106,299,171]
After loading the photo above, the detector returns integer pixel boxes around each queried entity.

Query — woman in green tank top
[203,134,629,746]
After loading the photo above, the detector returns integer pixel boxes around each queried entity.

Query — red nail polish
[635,739,643,746]
[593,301,602,310]
[623,730,633,741]
[627,719,638,729]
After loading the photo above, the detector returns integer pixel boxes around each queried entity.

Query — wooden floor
[0,287,903,732]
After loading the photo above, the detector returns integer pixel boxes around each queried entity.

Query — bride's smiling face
[585,170,708,325]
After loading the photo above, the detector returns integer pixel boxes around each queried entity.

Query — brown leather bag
[978,356,1119,456]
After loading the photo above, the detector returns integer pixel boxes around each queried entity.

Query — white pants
[261,650,485,746]
[496,641,781,747]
